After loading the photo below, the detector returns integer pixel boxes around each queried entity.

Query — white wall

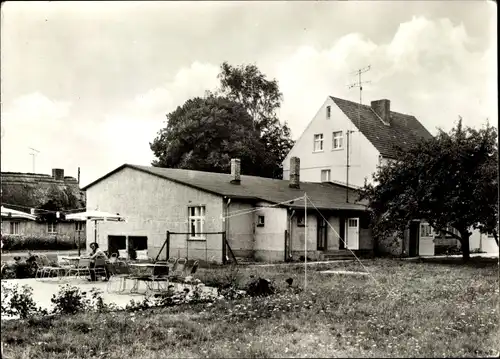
[283,97,381,187]
[253,202,288,262]
[85,167,225,262]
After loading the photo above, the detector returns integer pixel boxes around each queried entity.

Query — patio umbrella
[1,206,37,221]
[66,210,126,255]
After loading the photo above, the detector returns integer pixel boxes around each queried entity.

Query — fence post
[166,231,170,261]
[222,231,227,265]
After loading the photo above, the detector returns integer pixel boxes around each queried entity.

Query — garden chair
[35,254,60,280]
[136,250,149,261]
[66,257,91,279]
[107,260,131,293]
[145,261,171,292]
[118,249,128,261]
[108,253,119,263]
[89,257,109,281]
[169,258,187,282]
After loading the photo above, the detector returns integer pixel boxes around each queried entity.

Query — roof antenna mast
[346,65,371,203]
[28,147,40,173]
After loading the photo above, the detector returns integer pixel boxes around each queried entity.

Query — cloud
[271,16,496,138]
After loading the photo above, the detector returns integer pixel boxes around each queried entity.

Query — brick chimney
[230,158,241,184]
[52,168,65,181]
[289,157,300,189]
[371,99,391,125]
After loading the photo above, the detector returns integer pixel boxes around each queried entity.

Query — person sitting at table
[88,242,110,282]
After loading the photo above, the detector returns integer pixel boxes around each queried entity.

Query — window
[348,219,358,228]
[321,169,331,182]
[420,223,434,237]
[189,206,206,239]
[313,134,324,152]
[257,215,265,227]
[75,222,84,232]
[297,215,305,227]
[332,131,343,149]
[10,222,20,235]
[326,106,331,119]
[48,223,58,234]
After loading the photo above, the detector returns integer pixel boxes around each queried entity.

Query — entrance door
[345,218,359,250]
[317,217,327,251]
[419,222,435,256]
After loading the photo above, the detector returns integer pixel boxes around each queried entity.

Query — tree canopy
[150,62,294,178]
[359,119,498,261]
[150,96,265,174]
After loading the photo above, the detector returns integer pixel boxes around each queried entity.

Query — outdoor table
[128,263,169,293]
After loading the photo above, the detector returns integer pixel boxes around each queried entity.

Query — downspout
[224,197,231,263]
[288,209,296,261]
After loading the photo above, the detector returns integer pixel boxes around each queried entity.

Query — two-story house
[282,96,433,188]
[282,96,498,256]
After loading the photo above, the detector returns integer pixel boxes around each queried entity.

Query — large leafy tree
[360,119,498,261]
[150,96,265,174]
[216,62,294,178]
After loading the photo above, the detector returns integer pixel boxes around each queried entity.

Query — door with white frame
[419,222,435,256]
[345,218,359,250]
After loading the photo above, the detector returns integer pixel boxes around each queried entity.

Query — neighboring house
[0,168,86,245]
[282,96,433,187]
[81,158,374,264]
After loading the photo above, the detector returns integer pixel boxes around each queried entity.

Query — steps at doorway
[322,250,373,261]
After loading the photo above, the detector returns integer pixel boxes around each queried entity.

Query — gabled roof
[330,96,433,158]
[83,164,367,211]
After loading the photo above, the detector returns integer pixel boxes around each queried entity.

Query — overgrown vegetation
[1,234,79,252]
[1,259,498,358]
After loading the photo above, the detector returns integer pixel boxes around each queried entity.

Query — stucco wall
[227,201,254,258]
[85,167,225,262]
[283,97,381,187]
[290,213,321,261]
[253,203,287,262]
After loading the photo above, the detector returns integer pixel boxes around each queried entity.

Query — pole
[304,193,307,290]
[94,219,97,244]
[346,130,350,203]
[78,228,81,256]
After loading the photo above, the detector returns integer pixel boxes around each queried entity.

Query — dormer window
[326,106,331,119]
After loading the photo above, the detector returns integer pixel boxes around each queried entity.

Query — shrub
[2,234,78,251]
[1,283,47,319]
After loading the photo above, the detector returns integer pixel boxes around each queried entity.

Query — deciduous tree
[360,119,498,261]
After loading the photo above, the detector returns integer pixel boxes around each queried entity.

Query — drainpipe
[225,197,231,263]
[288,209,296,261]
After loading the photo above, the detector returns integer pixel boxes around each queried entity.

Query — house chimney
[289,157,300,189]
[52,168,64,181]
[230,158,241,184]
[371,99,391,125]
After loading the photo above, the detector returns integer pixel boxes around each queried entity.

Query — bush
[2,234,78,251]
[1,283,47,319]
[50,286,114,315]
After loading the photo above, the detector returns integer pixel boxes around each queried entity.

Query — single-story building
[82,157,377,263]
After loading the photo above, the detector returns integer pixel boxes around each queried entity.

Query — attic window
[257,215,265,227]
[326,106,331,119]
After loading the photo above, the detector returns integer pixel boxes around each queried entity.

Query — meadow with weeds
[1,258,499,358]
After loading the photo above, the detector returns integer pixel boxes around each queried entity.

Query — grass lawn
[2,258,499,358]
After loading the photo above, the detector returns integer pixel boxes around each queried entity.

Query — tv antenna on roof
[345,65,371,203]
[28,147,40,173]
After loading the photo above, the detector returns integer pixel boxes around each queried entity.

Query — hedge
[1,234,80,251]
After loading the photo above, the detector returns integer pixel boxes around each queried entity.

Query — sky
[1,1,497,187]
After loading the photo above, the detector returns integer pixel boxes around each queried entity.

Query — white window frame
[48,222,58,234]
[321,169,331,182]
[313,134,324,152]
[326,106,331,119]
[75,222,84,232]
[10,222,20,235]
[188,206,206,240]
[332,131,343,150]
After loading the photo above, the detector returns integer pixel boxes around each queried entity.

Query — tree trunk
[460,232,471,262]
